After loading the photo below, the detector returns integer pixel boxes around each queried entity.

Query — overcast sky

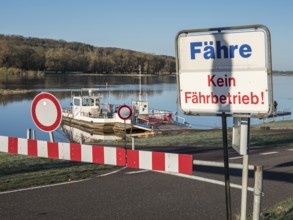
[1,0,293,70]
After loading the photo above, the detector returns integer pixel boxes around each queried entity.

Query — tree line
[0,34,176,74]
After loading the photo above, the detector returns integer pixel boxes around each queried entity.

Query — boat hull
[62,116,115,133]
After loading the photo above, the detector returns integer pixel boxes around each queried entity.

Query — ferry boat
[62,88,190,134]
[62,88,128,133]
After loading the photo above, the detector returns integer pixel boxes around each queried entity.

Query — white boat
[62,87,189,134]
[62,88,132,133]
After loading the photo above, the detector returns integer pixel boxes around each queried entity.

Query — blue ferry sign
[175,25,273,118]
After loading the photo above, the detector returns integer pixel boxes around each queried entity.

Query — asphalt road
[0,145,292,220]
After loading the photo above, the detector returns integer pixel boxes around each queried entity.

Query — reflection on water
[62,124,122,143]
[0,74,292,142]
[0,73,176,89]
[0,72,44,89]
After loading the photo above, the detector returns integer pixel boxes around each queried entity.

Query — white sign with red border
[31,92,62,132]
[117,105,132,120]
[176,25,273,118]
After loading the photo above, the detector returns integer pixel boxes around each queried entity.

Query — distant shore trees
[0,35,175,74]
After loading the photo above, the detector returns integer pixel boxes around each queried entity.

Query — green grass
[260,120,293,129]
[94,129,224,148]
[0,153,112,192]
[260,197,293,220]
[236,197,293,220]
[129,130,223,147]
[94,120,293,149]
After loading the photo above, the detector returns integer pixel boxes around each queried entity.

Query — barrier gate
[0,135,193,175]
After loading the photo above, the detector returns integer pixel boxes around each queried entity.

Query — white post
[253,166,263,220]
[27,128,36,140]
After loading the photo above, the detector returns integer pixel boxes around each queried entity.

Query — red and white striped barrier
[0,136,125,166]
[127,150,192,174]
[0,135,192,174]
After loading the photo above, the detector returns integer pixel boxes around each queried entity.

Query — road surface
[0,146,292,219]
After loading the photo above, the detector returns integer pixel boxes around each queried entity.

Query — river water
[0,74,292,142]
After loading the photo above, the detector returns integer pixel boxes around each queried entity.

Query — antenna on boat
[139,65,142,101]
[106,82,110,104]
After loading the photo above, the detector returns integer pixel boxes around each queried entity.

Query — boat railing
[173,114,186,125]
[80,111,115,119]
[151,109,171,114]
[79,86,110,96]
[63,108,72,114]
[136,116,150,125]
[136,112,173,125]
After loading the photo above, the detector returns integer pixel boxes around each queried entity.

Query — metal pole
[139,65,142,101]
[27,128,32,139]
[240,117,249,220]
[131,137,135,150]
[124,120,127,149]
[193,160,254,170]
[241,154,249,220]
[32,129,36,140]
[222,113,232,220]
[80,133,83,144]
[49,132,55,142]
[253,166,263,220]
[124,120,128,166]
[27,129,36,140]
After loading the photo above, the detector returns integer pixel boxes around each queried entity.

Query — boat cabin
[71,95,113,118]
[132,101,148,115]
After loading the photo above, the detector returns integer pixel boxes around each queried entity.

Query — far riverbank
[0,89,32,95]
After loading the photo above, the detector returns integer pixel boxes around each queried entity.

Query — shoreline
[0,89,32,95]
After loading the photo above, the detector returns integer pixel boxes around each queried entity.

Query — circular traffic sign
[31,92,62,132]
[117,105,132,120]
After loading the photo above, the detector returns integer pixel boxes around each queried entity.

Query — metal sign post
[31,92,62,142]
[232,117,250,220]
[241,154,249,220]
[221,113,232,220]
[117,105,132,150]
[123,120,127,149]
[176,25,272,220]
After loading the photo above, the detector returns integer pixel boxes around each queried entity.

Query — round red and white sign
[31,92,62,132]
[117,105,132,120]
